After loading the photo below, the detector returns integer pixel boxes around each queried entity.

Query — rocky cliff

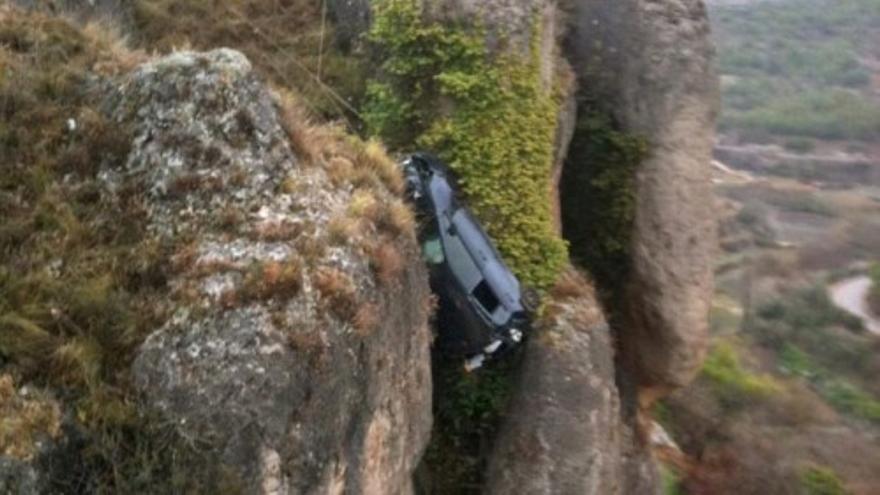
[485,270,659,495]
[563,0,719,398]
[120,49,432,494]
[0,0,720,492]
[0,10,432,492]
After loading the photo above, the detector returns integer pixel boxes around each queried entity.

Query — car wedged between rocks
[401,153,537,371]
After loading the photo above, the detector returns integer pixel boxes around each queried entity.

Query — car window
[472,279,500,314]
[423,237,444,264]
[441,226,482,290]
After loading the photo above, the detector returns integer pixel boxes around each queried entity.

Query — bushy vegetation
[800,465,851,495]
[132,0,366,121]
[661,465,684,495]
[701,341,782,409]
[711,0,880,143]
[753,286,870,380]
[721,89,880,141]
[421,351,519,494]
[0,10,223,491]
[722,183,837,220]
[364,0,567,289]
[559,109,648,302]
[780,344,880,423]
[869,263,880,315]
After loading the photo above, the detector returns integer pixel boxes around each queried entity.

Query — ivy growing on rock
[364,0,567,290]
[560,106,648,304]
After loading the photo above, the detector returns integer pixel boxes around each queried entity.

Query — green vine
[365,0,567,290]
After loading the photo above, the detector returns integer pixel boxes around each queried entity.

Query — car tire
[520,287,541,314]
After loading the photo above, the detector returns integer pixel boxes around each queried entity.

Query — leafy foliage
[869,263,880,315]
[800,465,851,495]
[780,344,880,423]
[711,0,880,142]
[701,341,782,409]
[721,89,880,141]
[421,351,519,494]
[560,108,648,304]
[132,0,367,121]
[365,0,567,289]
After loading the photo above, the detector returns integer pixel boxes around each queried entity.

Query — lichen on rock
[108,48,433,493]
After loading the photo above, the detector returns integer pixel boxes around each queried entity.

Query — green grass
[661,465,684,495]
[869,263,880,315]
[701,341,782,409]
[800,465,851,495]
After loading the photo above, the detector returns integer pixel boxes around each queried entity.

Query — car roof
[416,155,524,314]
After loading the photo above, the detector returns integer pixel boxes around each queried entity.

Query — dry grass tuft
[328,214,360,245]
[326,156,356,187]
[355,139,404,195]
[369,240,405,286]
[286,327,324,353]
[349,188,381,221]
[170,241,200,273]
[0,374,62,460]
[224,259,303,307]
[380,199,416,237]
[550,267,594,301]
[252,220,304,242]
[352,302,381,337]
[313,267,359,321]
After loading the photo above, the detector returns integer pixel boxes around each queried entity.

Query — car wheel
[520,287,541,314]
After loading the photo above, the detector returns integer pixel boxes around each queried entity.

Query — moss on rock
[364,0,567,290]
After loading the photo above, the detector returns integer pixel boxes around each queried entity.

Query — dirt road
[829,276,880,335]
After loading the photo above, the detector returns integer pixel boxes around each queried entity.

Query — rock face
[485,270,659,495]
[565,0,720,394]
[110,49,432,494]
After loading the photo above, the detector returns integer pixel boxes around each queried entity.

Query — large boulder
[564,0,720,396]
[109,49,432,494]
[485,270,659,495]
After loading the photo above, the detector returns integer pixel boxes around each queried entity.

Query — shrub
[364,0,567,289]
[131,0,367,121]
[800,466,850,495]
[722,89,880,141]
[869,263,880,316]
[783,137,816,153]
[560,109,648,303]
[701,341,782,409]
[423,351,520,493]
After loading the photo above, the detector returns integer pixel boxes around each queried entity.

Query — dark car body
[401,153,532,364]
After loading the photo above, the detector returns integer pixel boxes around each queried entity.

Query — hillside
[0,1,722,493]
[655,1,880,494]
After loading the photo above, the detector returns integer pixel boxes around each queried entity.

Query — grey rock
[110,49,431,494]
[0,457,42,495]
[565,0,720,392]
[485,272,660,495]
